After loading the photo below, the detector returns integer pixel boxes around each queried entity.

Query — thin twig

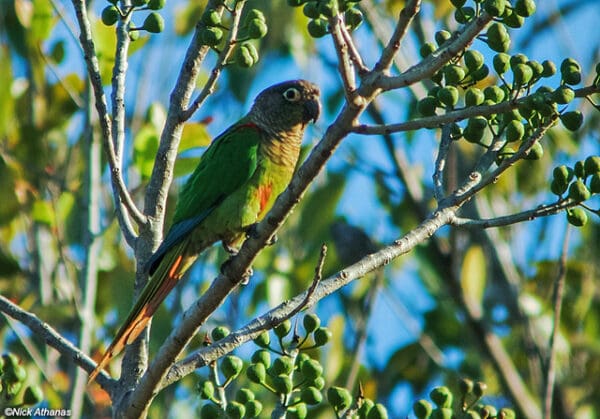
[543,225,570,418]
[70,0,146,244]
[328,14,358,99]
[433,124,453,202]
[373,0,422,72]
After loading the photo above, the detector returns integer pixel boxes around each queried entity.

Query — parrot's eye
[283,87,302,102]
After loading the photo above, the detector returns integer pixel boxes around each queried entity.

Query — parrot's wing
[145,121,262,272]
[145,204,220,274]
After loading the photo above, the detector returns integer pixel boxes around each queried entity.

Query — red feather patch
[258,183,273,214]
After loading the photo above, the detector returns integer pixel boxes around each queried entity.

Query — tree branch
[0,295,114,392]
[70,0,145,245]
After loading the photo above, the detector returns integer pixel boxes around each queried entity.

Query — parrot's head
[250,80,321,133]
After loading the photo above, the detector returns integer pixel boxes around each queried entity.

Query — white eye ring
[283,87,301,102]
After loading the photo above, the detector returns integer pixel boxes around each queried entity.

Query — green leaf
[460,245,486,316]
[173,156,200,178]
[180,122,212,152]
[31,200,54,226]
[0,46,15,139]
[133,124,159,179]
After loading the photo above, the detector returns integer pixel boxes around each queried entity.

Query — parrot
[89,80,321,382]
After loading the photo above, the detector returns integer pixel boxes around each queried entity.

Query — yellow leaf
[460,245,486,317]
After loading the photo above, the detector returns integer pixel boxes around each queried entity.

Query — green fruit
[4,364,27,383]
[465,87,485,107]
[274,319,292,338]
[132,0,148,7]
[272,374,293,394]
[431,408,453,419]
[450,0,467,7]
[568,180,591,202]
[589,173,600,193]
[300,386,323,405]
[147,0,165,10]
[303,2,320,19]
[270,356,294,375]
[358,399,375,417]
[244,400,263,418]
[301,358,323,379]
[313,327,332,346]
[567,208,587,227]
[418,97,438,116]
[287,403,308,419]
[318,0,338,17]
[200,26,223,45]
[430,386,453,408]
[483,0,505,17]
[200,402,221,418]
[309,375,325,390]
[307,18,328,38]
[584,156,600,176]
[473,381,488,398]
[455,6,476,24]
[413,399,433,419]
[459,378,474,395]
[225,401,246,419]
[487,22,511,52]
[437,86,459,107]
[142,12,164,33]
[345,8,363,30]
[493,53,510,74]
[101,6,120,26]
[560,58,581,73]
[420,42,437,58]
[443,64,466,85]
[513,63,533,86]
[484,85,505,103]
[471,64,490,82]
[245,9,266,23]
[327,386,352,411]
[464,50,484,71]
[515,0,536,17]
[574,160,586,178]
[552,86,575,104]
[198,380,215,400]
[248,18,268,39]
[560,111,583,131]
[211,326,230,341]
[434,30,452,46]
[251,349,271,367]
[367,404,389,419]
[221,355,243,379]
[541,60,557,77]
[253,331,271,347]
[22,385,43,405]
[287,0,305,6]
[129,30,140,41]
[235,388,255,403]
[505,120,525,142]
[553,165,573,183]
[499,408,517,419]
[503,9,525,28]
[303,313,321,333]
[246,363,266,383]
[450,123,463,139]
[524,142,543,160]
[550,179,568,196]
[201,9,221,27]
[562,68,582,85]
[527,60,544,79]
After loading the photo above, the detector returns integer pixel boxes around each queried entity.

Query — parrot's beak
[303,98,321,124]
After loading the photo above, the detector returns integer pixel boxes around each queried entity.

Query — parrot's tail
[88,240,192,384]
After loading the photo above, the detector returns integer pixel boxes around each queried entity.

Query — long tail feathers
[88,241,192,383]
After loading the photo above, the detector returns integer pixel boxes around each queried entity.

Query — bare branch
[433,124,453,202]
[373,0,422,73]
[451,199,573,228]
[543,225,570,419]
[70,0,146,244]
[0,295,115,392]
[328,14,359,98]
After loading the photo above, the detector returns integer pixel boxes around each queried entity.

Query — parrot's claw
[245,224,277,246]
[267,234,278,246]
[223,243,239,255]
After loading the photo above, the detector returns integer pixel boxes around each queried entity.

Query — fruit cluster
[197,313,389,418]
[0,353,44,410]
[101,0,165,37]
[413,379,516,419]
[551,156,600,227]
[287,0,364,38]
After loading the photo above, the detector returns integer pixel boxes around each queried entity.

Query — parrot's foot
[222,243,239,255]
[240,267,253,285]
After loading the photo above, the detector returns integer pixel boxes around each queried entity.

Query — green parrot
[89,80,320,381]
